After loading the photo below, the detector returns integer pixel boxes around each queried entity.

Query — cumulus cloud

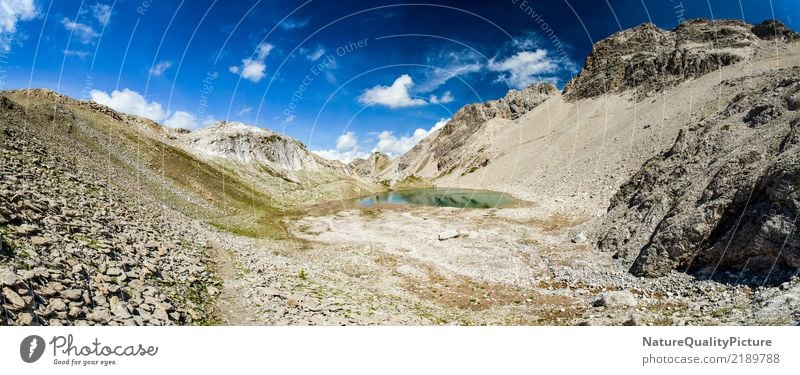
[312,132,368,163]
[0,0,36,33]
[61,17,99,44]
[89,88,202,130]
[488,49,558,89]
[231,59,265,81]
[163,110,200,130]
[229,42,273,82]
[90,88,166,122]
[150,60,172,76]
[358,74,427,109]
[0,0,37,50]
[372,118,449,157]
[429,91,454,104]
[91,3,111,25]
[336,131,357,150]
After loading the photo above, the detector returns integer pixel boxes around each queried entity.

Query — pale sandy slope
[426,42,800,214]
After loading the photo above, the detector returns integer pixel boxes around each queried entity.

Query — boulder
[2,287,26,309]
[593,291,638,308]
[437,229,460,241]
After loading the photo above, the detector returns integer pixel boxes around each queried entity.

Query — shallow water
[357,188,518,209]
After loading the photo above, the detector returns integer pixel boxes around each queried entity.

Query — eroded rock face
[598,68,800,282]
[563,19,759,100]
[182,121,322,172]
[179,121,366,191]
[752,19,800,42]
[349,152,390,177]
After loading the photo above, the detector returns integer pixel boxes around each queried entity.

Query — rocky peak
[390,82,557,178]
[563,18,768,100]
[752,19,800,42]
[438,82,557,138]
[180,121,321,172]
[349,152,391,177]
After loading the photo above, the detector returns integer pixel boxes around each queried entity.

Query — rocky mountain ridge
[563,19,798,100]
[181,121,335,173]
[378,82,558,181]
[376,19,797,185]
[348,152,390,177]
[598,67,800,283]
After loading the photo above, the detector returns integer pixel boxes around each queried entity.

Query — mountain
[181,121,327,172]
[378,17,771,187]
[383,18,800,283]
[597,52,800,283]
[378,82,558,182]
[348,152,391,177]
[0,90,222,325]
[176,120,374,204]
[0,89,380,325]
[563,19,759,100]
[2,18,799,326]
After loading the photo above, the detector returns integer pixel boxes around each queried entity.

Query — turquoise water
[357,188,518,209]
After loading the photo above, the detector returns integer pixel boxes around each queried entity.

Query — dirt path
[212,246,259,325]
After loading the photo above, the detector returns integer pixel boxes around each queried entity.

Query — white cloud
[150,60,172,76]
[336,131,357,150]
[358,74,427,109]
[229,42,273,83]
[63,49,89,58]
[415,49,483,93]
[0,0,36,33]
[255,42,273,60]
[279,18,309,30]
[89,88,203,130]
[164,110,200,130]
[372,118,449,157]
[430,118,449,133]
[61,17,98,44]
[488,49,558,89]
[312,132,367,163]
[0,0,37,50]
[306,47,325,61]
[200,116,217,127]
[514,32,543,50]
[90,88,166,122]
[283,114,296,124]
[429,91,454,104]
[239,59,266,81]
[91,3,111,25]
[313,149,367,163]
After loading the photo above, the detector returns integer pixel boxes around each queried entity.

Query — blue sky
[1,0,798,161]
